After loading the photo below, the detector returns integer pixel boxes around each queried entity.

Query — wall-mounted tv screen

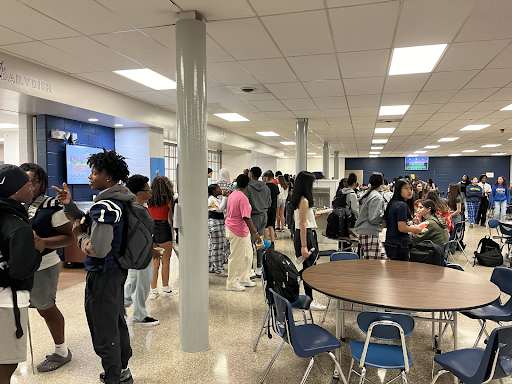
[405,157,428,171]
[66,145,102,184]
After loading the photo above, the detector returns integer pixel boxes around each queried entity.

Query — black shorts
[154,220,173,243]
[267,208,277,228]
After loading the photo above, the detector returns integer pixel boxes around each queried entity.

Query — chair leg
[299,357,315,384]
[473,319,487,348]
[309,308,314,324]
[347,358,355,384]
[358,367,366,384]
[430,370,449,384]
[457,240,469,262]
[253,307,270,352]
[326,352,349,384]
[260,339,285,383]
[301,309,308,324]
[321,297,331,324]
[313,356,325,375]
[401,370,408,384]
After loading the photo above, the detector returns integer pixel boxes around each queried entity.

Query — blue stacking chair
[348,311,415,384]
[260,289,348,384]
[488,218,501,239]
[253,264,313,352]
[321,252,359,324]
[498,222,512,267]
[431,324,512,384]
[450,222,469,262]
[462,267,512,347]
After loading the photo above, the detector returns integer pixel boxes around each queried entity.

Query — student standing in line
[207,168,213,186]
[466,177,483,228]
[447,183,463,226]
[491,176,510,222]
[332,173,359,220]
[384,179,423,261]
[147,176,177,299]
[124,174,159,327]
[225,174,260,292]
[262,170,279,245]
[208,184,229,276]
[477,174,492,226]
[276,175,288,232]
[217,168,235,196]
[20,163,73,372]
[0,165,43,384]
[290,171,326,311]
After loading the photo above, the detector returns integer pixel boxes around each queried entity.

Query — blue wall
[345,156,511,194]
[36,115,115,200]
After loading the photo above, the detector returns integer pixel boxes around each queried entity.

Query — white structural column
[323,142,330,179]
[334,151,339,179]
[295,118,308,174]
[176,12,209,353]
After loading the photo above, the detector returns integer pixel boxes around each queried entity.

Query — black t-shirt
[266,182,279,210]
[385,201,410,245]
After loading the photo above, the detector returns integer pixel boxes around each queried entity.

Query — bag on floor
[473,236,503,267]
[326,207,352,239]
[409,240,444,266]
[262,247,300,303]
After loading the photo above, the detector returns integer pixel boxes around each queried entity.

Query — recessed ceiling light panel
[389,44,447,75]
[280,142,295,146]
[214,113,249,122]
[114,68,176,90]
[415,151,427,154]
[369,155,378,158]
[448,154,461,156]
[114,124,123,127]
[379,105,410,116]
[481,144,501,148]
[500,103,512,111]
[88,118,98,122]
[424,145,440,149]
[371,146,384,150]
[0,123,18,129]
[492,153,507,156]
[372,139,388,144]
[256,131,279,136]
[374,127,396,134]
[369,152,380,154]
[462,150,478,153]
[438,137,459,142]
[313,155,322,158]
[460,124,490,131]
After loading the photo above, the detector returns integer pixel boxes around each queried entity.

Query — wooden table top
[302,260,500,312]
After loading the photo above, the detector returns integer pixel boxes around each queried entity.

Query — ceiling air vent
[226,85,270,95]
[376,118,403,124]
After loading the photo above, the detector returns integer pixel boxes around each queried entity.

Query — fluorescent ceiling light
[214,113,249,122]
[500,103,512,111]
[372,139,388,144]
[462,150,478,152]
[438,137,459,142]
[256,131,279,137]
[448,154,461,157]
[88,118,98,122]
[369,152,381,154]
[0,123,18,129]
[313,156,322,158]
[307,152,316,155]
[0,138,4,142]
[424,145,440,149]
[282,156,289,158]
[492,153,507,156]
[114,68,176,90]
[371,146,383,150]
[379,105,410,116]
[481,144,501,148]
[389,44,448,76]
[369,155,378,158]
[460,124,490,131]
[374,127,396,134]
[114,124,123,127]
[280,141,295,146]
[415,151,427,154]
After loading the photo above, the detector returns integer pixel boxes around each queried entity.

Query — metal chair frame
[498,222,512,268]
[450,222,469,262]
[442,240,457,265]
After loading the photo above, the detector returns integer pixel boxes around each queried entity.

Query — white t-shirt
[278,185,286,200]
[38,210,70,271]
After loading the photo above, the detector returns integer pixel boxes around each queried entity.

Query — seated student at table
[384,179,423,261]
[410,199,449,247]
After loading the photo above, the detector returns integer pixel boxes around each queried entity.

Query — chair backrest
[488,219,500,229]
[499,222,512,237]
[442,240,457,261]
[330,252,359,262]
[474,325,512,382]
[452,222,464,241]
[490,267,512,297]
[357,311,415,340]
[261,264,273,306]
[269,288,295,344]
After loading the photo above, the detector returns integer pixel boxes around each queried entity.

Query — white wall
[115,127,150,177]
[251,151,278,175]
[149,128,164,158]
[221,150,251,182]
[4,130,19,165]
[277,157,346,179]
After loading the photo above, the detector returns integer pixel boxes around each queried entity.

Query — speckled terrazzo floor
[11,223,512,384]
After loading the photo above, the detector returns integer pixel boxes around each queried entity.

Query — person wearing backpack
[290,171,325,311]
[53,150,135,384]
[384,179,423,261]
[466,177,483,228]
[332,173,359,220]
[0,165,44,384]
[491,176,510,222]
[410,199,449,247]
[355,172,387,259]
[20,163,74,372]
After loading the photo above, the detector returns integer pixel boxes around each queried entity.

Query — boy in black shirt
[262,170,280,245]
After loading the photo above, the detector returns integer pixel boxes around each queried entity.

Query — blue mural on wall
[150,157,165,182]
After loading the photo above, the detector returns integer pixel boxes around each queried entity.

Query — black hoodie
[0,198,42,291]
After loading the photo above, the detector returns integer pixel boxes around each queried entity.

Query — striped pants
[467,201,480,224]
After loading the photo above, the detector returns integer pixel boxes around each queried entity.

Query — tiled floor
[12,224,512,383]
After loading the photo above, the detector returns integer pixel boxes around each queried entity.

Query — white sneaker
[149,289,159,300]
[249,269,256,278]
[470,223,474,228]
[255,268,262,278]
[239,280,256,287]
[310,299,327,311]
[161,286,178,297]
[226,285,246,292]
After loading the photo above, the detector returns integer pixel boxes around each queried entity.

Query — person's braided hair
[148,176,174,208]
[20,163,48,197]
[87,149,130,183]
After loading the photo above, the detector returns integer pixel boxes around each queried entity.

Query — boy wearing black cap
[0,164,44,383]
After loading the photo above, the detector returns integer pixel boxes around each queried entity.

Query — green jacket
[410,216,449,247]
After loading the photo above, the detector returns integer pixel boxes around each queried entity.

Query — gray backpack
[113,201,155,270]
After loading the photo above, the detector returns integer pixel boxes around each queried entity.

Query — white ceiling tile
[383,74,429,93]
[487,43,512,69]
[292,109,324,118]
[281,98,317,110]
[141,26,175,50]
[455,0,512,42]
[352,116,377,124]
[450,88,500,102]
[238,92,277,101]
[265,82,309,99]
[20,0,134,35]
[313,97,348,109]
[249,0,324,16]
[93,31,175,68]
[395,0,477,47]
[43,36,143,71]
[401,113,432,122]
[207,19,280,60]
[339,49,390,79]
[344,77,384,96]
[0,26,33,46]
[415,90,458,104]
[240,58,297,83]
[456,111,493,121]
[262,11,334,56]
[265,111,296,119]
[173,0,255,20]
[407,104,443,114]
[208,86,244,102]
[219,101,261,113]
[437,102,479,113]
[322,109,350,117]
[381,92,418,105]
[207,62,258,85]
[349,107,379,116]
[97,0,180,28]
[485,87,512,102]
[1,42,104,73]
[436,40,510,71]
[287,54,340,81]
[75,71,150,92]
[423,70,479,91]
[429,112,462,121]
[251,100,288,112]
[464,69,512,89]
[470,101,512,112]
[303,80,344,98]
[329,2,399,52]
[151,66,178,80]
[127,90,175,106]
[239,112,273,121]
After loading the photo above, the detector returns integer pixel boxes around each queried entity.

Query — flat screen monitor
[66,145,102,184]
[405,157,428,171]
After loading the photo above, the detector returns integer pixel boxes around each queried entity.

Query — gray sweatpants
[124,263,153,322]
[251,212,267,269]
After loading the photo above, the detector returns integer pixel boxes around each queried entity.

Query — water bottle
[296,248,316,264]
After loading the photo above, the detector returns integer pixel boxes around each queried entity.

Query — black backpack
[326,208,350,239]
[262,247,300,303]
[473,236,503,267]
[410,240,445,266]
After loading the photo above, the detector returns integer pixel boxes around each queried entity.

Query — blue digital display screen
[66,145,102,184]
[405,157,428,171]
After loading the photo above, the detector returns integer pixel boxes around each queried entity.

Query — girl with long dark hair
[447,183,463,225]
[276,175,288,232]
[208,184,229,275]
[290,171,325,311]
[491,176,510,222]
[426,190,454,234]
[384,179,422,261]
[410,199,449,247]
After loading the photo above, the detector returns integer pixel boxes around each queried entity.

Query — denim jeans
[494,200,508,222]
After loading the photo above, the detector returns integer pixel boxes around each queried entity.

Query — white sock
[163,286,170,291]
[55,343,68,358]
